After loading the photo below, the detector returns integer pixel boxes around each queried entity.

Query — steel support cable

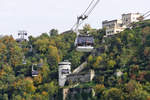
[71,0,100,32]
[76,0,100,29]
[75,19,80,35]
[143,11,150,16]
[82,0,95,15]
[86,0,100,16]
[71,22,77,30]
[144,14,150,19]
[78,0,100,27]
[71,0,95,30]
[72,18,81,30]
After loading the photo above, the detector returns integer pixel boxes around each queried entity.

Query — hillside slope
[0,20,150,100]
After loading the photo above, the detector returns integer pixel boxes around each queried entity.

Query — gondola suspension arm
[72,0,100,35]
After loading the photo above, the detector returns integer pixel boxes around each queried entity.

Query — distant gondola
[32,64,39,77]
[32,70,39,77]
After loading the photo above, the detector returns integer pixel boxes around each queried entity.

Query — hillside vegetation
[0,20,150,100]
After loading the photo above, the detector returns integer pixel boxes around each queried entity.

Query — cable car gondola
[32,64,39,77]
[32,70,39,77]
[72,0,100,52]
[75,34,94,52]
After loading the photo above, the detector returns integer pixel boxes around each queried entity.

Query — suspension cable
[71,0,100,31]
[144,13,150,19]
[82,0,95,15]
[86,0,100,17]
[143,11,150,17]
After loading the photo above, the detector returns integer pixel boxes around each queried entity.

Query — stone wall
[66,70,95,84]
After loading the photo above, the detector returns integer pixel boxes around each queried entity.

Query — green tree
[49,29,58,36]
[103,88,124,100]
[107,60,116,68]
[47,45,60,69]
[125,80,149,100]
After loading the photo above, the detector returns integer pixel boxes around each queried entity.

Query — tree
[38,81,58,99]
[14,77,36,95]
[93,56,103,69]
[144,47,150,56]
[103,88,124,100]
[34,38,50,54]
[125,80,149,100]
[107,60,116,68]
[49,29,58,36]
[47,45,60,68]
[88,55,93,63]
[94,84,105,98]
[70,51,84,70]
[144,71,150,82]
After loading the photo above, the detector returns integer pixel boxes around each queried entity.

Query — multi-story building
[102,19,126,36]
[102,13,141,36]
[122,13,141,27]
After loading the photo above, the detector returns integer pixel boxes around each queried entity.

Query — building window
[62,69,69,74]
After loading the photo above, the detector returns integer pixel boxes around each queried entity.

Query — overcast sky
[0,0,149,37]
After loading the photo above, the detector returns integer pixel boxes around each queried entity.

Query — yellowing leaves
[34,38,49,53]
[104,88,123,100]
[33,74,42,84]
[49,39,56,46]
[93,56,103,68]
[0,69,5,77]
[47,45,60,66]
[48,46,59,59]
[0,43,6,53]
[116,37,122,44]
[107,60,116,68]
[42,91,48,96]
[88,55,93,63]
[94,84,105,93]
[14,77,36,93]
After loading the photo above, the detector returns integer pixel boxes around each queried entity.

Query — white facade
[58,61,71,87]
[122,13,141,27]
[102,19,125,36]
[102,13,141,36]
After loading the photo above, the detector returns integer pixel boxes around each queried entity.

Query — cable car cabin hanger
[71,0,100,52]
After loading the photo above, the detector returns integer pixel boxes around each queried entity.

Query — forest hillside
[1,20,150,100]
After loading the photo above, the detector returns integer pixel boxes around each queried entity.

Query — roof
[122,13,141,16]
[59,61,71,65]
[102,19,118,24]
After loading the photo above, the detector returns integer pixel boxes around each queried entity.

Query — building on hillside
[122,13,141,27]
[102,13,141,37]
[102,19,126,36]
[59,61,71,87]
[66,70,95,85]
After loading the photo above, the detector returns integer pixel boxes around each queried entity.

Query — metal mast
[18,30,28,40]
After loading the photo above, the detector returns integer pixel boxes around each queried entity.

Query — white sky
[0,0,149,37]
